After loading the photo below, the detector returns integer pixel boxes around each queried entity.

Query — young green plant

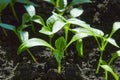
[95,22,120,74]
[0,12,38,63]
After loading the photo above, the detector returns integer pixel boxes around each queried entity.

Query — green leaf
[22,13,30,25]
[24,5,36,17]
[72,27,104,37]
[56,0,67,12]
[0,0,10,12]
[70,8,83,17]
[39,26,53,35]
[101,65,119,80]
[46,15,58,28]
[52,21,66,33]
[55,37,66,50]
[88,27,104,37]
[31,15,45,26]
[40,21,66,35]
[76,39,83,57]
[17,38,54,54]
[112,22,120,32]
[107,38,119,48]
[65,33,89,50]
[19,31,29,42]
[70,0,92,6]
[70,20,104,37]
[109,50,120,65]
[52,12,67,22]
[0,23,16,31]
[46,13,66,29]
[67,18,90,28]
[53,49,64,63]
[44,0,55,5]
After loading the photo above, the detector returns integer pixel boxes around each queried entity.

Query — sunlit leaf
[24,5,36,17]
[72,27,104,37]
[40,21,66,35]
[65,33,89,50]
[44,0,55,5]
[52,12,67,22]
[101,65,119,80]
[31,15,45,26]
[46,15,58,28]
[0,23,16,31]
[89,28,104,37]
[107,38,119,48]
[19,31,29,42]
[17,38,54,54]
[70,8,83,17]
[67,18,90,28]
[113,22,120,32]
[52,21,66,33]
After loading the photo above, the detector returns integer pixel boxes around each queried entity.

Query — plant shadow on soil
[0,0,120,80]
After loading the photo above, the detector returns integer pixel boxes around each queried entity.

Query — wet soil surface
[0,0,120,80]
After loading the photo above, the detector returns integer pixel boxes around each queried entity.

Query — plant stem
[10,2,19,22]
[0,12,8,36]
[49,35,54,46]
[31,21,36,33]
[105,71,108,80]
[58,62,61,74]
[56,0,60,7]
[49,35,54,51]
[96,50,104,74]
[64,24,70,56]
[27,49,38,63]
[64,24,69,42]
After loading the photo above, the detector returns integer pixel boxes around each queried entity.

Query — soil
[0,0,120,80]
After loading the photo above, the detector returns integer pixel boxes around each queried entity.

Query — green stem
[96,50,104,74]
[56,0,60,7]
[49,35,54,46]
[10,2,19,22]
[58,62,61,74]
[2,28,8,36]
[64,24,70,42]
[64,24,70,56]
[27,49,38,63]
[0,12,8,36]
[49,35,54,51]
[31,21,36,33]
[105,71,108,80]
